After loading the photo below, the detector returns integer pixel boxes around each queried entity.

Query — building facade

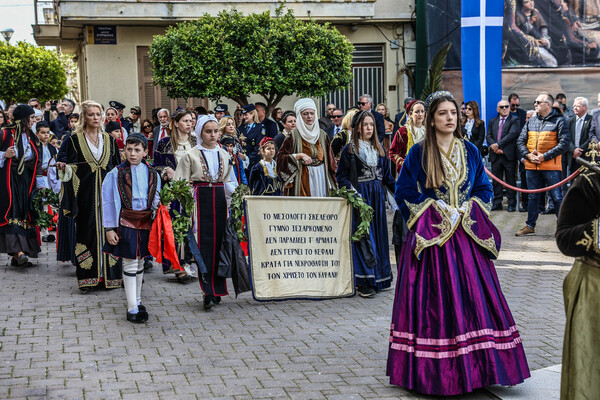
[33,0,413,119]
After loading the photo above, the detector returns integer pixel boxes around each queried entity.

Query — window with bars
[321,44,385,114]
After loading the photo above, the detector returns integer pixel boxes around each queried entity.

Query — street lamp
[1,28,14,43]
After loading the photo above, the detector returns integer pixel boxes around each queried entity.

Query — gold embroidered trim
[77,132,111,172]
[576,230,593,252]
[405,198,436,229]
[413,201,454,258]
[71,165,80,196]
[461,200,499,258]
[593,217,600,255]
[471,196,492,215]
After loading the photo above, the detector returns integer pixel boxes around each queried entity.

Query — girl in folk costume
[387,92,530,395]
[389,100,425,174]
[331,108,358,160]
[0,105,42,267]
[56,101,122,292]
[276,98,337,197]
[249,137,281,196]
[102,133,161,323]
[336,111,395,298]
[153,109,196,283]
[174,115,238,310]
[220,134,248,186]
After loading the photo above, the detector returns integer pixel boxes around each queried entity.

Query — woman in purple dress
[387,91,530,395]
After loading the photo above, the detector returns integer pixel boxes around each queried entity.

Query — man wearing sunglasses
[125,106,142,133]
[486,100,521,212]
[515,92,569,236]
[325,108,344,140]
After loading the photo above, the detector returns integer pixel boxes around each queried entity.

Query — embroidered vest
[117,162,159,210]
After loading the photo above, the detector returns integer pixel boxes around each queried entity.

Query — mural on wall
[503,0,600,67]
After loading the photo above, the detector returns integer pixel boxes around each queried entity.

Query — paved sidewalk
[0,210,571,399]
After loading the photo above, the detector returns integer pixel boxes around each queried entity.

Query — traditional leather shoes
[203,294,216,310]
[127,310,148,323]
[143,259,153,271]
[17,254,28,266]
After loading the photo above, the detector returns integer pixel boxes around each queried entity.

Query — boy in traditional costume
[102,133,160,323]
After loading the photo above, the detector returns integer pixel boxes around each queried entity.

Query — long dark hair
[423,95,463,189]
[462,100,483,127]
[170,109,193,151]
[0,110,8,127]
[351,111,385,156]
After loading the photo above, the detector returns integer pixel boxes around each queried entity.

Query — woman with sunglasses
[461,101,486,155]
[140,119,154,156]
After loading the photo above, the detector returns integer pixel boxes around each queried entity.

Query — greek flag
[461,0,503,125]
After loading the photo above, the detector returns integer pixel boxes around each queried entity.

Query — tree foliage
[0,42,69,104]
[150,8,354,112]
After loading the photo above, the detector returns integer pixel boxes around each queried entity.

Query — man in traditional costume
[556,141,600,399]
[0,105,42,267]
[276,98,337,196]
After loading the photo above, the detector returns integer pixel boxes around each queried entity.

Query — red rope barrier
[484,166,582,194]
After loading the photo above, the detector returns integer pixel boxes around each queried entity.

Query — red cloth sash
[148,204,183,272]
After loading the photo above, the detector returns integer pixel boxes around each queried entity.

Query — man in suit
[318,103,335,131]
[486,99,521,212]
[153,108,171,143]
[358,94,386,144]
[325,108,344,140]
[572,97,594,168]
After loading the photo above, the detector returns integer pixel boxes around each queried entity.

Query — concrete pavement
[0,209,571,399]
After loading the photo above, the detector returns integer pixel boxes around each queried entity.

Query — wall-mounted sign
[87,25,117,45]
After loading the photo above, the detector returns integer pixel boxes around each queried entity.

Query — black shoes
[491,204,503,211]
[541,207,555,215]
[507,205,516,212]
[127,310,149,323]
[203,294,217,310]
[357,286,376,298]
[42,234,56,242]
[519,205,528,212]
[11,254,31,267]
[143,259,153,271]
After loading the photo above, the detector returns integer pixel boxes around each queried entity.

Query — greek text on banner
[245,196,354,301]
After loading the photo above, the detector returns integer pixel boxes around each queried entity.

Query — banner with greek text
[245,196,354,301]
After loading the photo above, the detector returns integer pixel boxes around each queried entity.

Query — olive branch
[158,179,194,244]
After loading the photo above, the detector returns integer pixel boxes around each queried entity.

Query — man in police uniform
[240,104,266,172]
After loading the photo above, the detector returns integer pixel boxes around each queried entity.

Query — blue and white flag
[461,0,503,126]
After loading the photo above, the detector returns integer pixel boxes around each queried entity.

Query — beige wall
[83,26,166,109]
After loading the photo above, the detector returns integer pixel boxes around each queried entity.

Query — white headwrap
[294,98,320,144]
[195,114,219,148]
